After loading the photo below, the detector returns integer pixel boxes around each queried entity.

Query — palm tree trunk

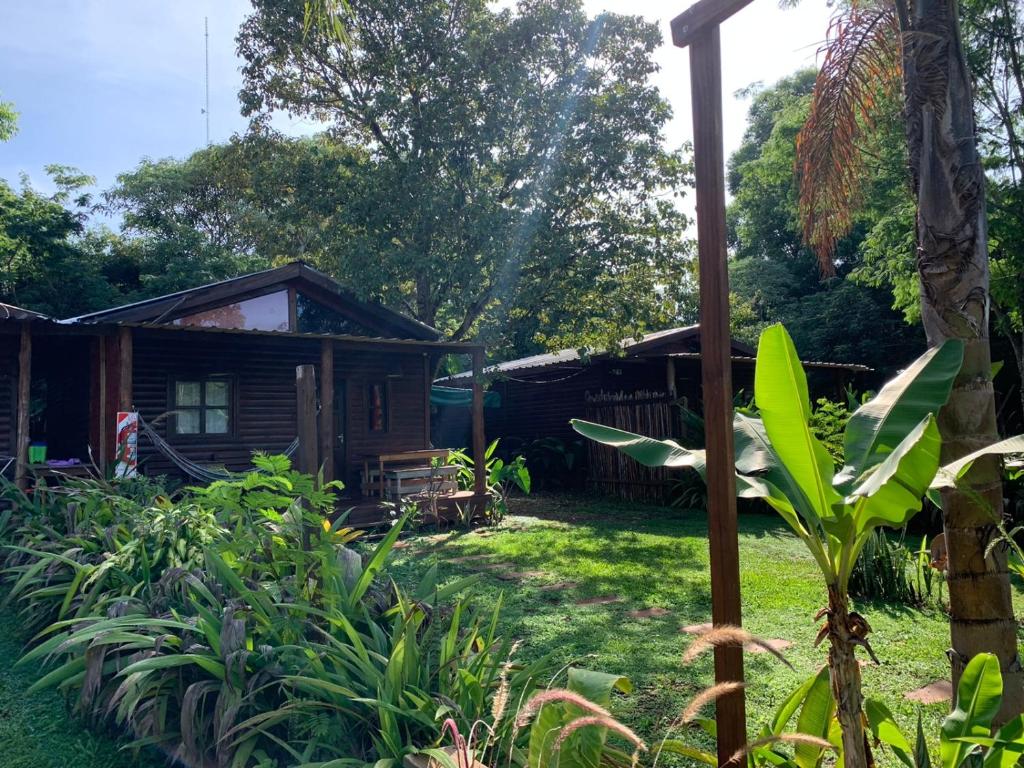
[827,585,871,768]
[899,0,1024,719]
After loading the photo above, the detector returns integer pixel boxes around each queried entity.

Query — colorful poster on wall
[115,411,138,479]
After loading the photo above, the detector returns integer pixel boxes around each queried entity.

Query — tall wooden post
[97,336,108,468]
[14,324,32,492]
[319,341,335,484]
[117,326,133,412]
[471,348,486,496]
[296,364,319,549]
[423,353,433,449]
[672,0,754,762]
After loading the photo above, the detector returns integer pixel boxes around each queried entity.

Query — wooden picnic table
[361,449,458,501]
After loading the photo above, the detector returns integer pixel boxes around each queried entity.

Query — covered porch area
[3,319,491,528]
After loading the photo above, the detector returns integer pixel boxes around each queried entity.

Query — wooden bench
[361,449,460,501]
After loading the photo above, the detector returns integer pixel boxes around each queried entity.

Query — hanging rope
[138,417,299,484]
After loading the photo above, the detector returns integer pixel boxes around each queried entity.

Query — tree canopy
[235,0,694,356]
[725,71,922,378]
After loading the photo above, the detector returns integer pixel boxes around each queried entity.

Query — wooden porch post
[320,340,335,484]
[14,324,31,492]
[471,348,486,496]
[296,364,319,549]
[97,336,108,468]
[117,326,133,412]
[672,0,754,762]
[423,353,432,449]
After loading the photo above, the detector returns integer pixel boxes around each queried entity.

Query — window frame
[169,375,237,440]
[367,380,390,433]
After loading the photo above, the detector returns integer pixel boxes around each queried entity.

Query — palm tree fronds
[796,1,902,272]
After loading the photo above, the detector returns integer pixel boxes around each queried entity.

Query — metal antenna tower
[203,16,210,145]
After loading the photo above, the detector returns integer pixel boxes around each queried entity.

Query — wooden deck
[338,490,490,529]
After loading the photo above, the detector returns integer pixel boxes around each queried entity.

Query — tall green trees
[726,72,922,375]
[235,0,692,355]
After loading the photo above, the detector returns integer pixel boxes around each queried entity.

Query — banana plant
[572,324,965,768]
[867,652,1024,768]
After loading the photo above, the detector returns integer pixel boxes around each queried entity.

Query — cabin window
[173,291,290,332]
[368,382,389,432]
[172,378,233,436]
[296,293,380,337]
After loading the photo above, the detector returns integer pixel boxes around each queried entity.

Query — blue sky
[0,0,832,202]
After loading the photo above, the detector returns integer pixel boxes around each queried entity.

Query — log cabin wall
[484,359,687,443]
[0,334,16,459]
[131,330,430,488]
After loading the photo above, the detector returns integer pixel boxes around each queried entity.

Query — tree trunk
[901,0,1024,719]
[827,585,871,768]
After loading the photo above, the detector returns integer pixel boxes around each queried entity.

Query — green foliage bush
[0,456,543,767]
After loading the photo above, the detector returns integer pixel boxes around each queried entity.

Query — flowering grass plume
[682,625,793,669]
[728,733,834,766]
[515,690,612,729]
[675,682,746,725]
[554,714,647,753]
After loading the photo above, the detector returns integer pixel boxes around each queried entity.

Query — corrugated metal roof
[665,352,872,373]
[0,303,50,321]
[441,325,709,380]
[440,325,870,381]
[122,321,481,352]
[63,261,440,341]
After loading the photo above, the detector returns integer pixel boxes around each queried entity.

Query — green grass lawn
[391,492,1022,765]
[0,607,167,768]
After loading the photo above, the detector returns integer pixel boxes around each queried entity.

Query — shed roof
[63,261,440,341]
[0,303,50,322]
[441,325,868,381]
[443,325,753,379]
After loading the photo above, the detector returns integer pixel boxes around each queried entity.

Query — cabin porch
[2,319,489,528]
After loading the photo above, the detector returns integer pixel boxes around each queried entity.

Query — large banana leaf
[941,653,1003,768]
[848,415,941,534]
[755,325,841,520]
[570,420,705,473]
[793,666,835,768]
[932,434,1024,489]
[838,340,963,490]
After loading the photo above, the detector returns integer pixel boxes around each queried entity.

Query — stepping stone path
[680,622,713,635]
[575,595,624,606]
[627,607,671,619]
[905,680,952,705]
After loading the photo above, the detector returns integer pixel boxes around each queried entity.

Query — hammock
[139,418,299,484]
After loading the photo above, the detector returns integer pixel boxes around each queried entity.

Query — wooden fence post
[14,324,31,492]
[471,348,486,498]
[319,341,334,485]
[118,326,133,412]
[296,364,319,549]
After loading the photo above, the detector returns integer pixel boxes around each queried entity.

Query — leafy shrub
[848,530,919,605]
[1,456,544,767]
[808,397,850,469]
[449,439,530,524]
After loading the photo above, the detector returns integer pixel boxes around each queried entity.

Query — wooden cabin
[1,264,488,525]
[438,325,868,502]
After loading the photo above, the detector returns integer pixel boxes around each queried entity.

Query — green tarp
[430,385,501,408]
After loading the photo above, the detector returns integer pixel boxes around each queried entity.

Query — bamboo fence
[584,389,680,503]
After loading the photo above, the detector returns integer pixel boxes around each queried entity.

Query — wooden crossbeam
[670,0,753,48]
